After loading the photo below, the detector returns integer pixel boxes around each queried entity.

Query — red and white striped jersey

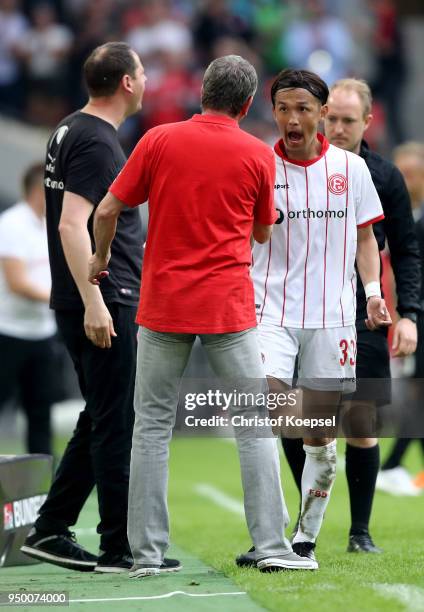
[251,134,384,329]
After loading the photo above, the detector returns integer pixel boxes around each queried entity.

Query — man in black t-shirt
[21,42,180,574]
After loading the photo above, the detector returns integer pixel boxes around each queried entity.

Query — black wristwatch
[401,312,418,323]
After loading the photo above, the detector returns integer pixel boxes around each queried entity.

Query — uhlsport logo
[3,495,47,530]
[328,173,348,195]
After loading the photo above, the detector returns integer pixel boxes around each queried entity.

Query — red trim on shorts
[323,155,330,328]
[259,237,272,323]
[357,214,385,229]
[280,159,290,327]
[302,166,310,328]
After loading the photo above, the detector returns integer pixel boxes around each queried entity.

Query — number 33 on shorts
[339,337,356,367]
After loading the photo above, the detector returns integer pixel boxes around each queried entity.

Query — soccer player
[21,42,181,574]
[90,55,317,575]
[280,78,421,553]
[237,69,391,568]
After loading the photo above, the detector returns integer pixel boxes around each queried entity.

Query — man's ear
[122,74,133,94]
[363,113,373,133]
[240,96,253,119]
[321,104,328,120]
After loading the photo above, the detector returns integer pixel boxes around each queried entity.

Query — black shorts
[351,327,391,406]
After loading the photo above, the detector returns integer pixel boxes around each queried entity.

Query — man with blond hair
[280,77,421,554]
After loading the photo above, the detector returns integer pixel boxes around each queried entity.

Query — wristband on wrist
[364,281,381,300]
[402,312,417,323]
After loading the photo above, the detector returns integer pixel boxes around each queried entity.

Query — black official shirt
[45,111,143,310]
[355,140,421,330]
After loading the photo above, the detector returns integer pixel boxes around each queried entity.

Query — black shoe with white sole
[95,552,133,573]
[235,546,256,568]
[129,557,182,578]
[21,528,97,572]
[292,541,317,563]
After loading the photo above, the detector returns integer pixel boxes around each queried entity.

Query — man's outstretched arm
[89,192,125,284]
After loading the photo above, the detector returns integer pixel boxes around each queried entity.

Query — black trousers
[0,332,56,454]
[35,303,138,554]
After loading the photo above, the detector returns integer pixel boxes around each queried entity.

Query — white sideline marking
[69,591,247,603]
[194,483,244,516]
[373,583,424,611]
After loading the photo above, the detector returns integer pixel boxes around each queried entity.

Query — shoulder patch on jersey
[328,173,348,195]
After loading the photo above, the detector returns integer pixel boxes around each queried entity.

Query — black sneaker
[95,552,133,573]
[292,541,317,563]
[235,546,256,568]
[159,557,182,573]
[347,533,383,554]
[21,528,97,572]
[129,558,182,578]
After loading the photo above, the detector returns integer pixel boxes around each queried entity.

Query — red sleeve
[357,214,385,229]
[109,132,151,207]
[253,149,277,225]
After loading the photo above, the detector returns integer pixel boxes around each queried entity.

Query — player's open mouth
[287,131,303,144]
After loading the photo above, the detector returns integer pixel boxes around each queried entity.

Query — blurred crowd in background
[0,0,411,153]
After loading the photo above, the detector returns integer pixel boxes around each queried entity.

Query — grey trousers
[128,327,291,564]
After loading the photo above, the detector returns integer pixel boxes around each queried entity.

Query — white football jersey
[251,135,384,329]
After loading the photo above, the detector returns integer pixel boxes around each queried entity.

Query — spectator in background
[126,0,191,65]
[377,142,424,494]
[17,2,73,125]
[369,0,407,146]
[0,0,27,115]
[67,0,117,109]
[193,0,254,65]
[284,0,354,85]
[0,163,56,455]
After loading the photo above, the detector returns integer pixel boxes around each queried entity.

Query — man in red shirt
[89,55,317,575]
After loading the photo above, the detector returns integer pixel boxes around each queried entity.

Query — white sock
[293,440,337,544]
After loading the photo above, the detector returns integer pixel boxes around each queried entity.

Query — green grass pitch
[1,436,423,611]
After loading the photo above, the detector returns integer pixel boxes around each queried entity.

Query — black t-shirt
[45,111,143,310]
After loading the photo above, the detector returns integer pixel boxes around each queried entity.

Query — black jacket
[356,140,421,330]
[415,211,424,305]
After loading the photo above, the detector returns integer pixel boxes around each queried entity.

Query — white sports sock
[293,440,337,544]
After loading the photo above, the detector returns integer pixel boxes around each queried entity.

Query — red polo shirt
[110,113,277,333]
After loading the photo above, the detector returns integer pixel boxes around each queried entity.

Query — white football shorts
[257,323,356,393]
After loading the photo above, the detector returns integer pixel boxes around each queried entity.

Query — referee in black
[21,43,150,573]
[281,78,421,553]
